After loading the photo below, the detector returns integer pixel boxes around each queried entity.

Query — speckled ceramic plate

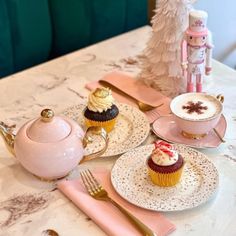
[111,144,219,212]
[62,103,150,157]
[152,114,227,149]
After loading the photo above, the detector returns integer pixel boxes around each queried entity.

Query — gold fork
[80,170,156,236]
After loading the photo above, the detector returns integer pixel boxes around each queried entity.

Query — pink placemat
[85,72,171,123]
[58,170,176,236]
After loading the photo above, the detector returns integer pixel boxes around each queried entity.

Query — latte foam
[171,93,222,121]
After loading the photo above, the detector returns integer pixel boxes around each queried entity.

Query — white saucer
[151,114,227,148]
[111,144,219,212]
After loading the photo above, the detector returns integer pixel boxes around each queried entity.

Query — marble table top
[0,26,236,236]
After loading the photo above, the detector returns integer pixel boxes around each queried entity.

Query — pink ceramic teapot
[0,109,108,180]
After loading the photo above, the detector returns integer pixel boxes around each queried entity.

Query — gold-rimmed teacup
[170,93,223,140]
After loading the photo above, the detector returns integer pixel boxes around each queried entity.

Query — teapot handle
[0,122,16,156]
[216,94,224,103]
[79,126,109,163]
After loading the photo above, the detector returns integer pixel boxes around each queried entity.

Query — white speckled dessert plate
[62,103,150,157]
[152,114,227,148]
[111,144,219,212]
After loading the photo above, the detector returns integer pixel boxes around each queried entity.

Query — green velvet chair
[0,0,148,78]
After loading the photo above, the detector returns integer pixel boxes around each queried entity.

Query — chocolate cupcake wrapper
[84,117,117,133]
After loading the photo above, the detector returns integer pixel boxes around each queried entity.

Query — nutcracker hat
[186,10,208,37]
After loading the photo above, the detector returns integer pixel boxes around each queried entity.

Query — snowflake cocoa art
[182,101,208,115]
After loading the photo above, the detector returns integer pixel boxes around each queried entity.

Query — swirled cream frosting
[87,87,115,113]
[151,141,179,166]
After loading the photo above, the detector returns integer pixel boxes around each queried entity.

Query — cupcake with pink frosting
[147,141,184,187]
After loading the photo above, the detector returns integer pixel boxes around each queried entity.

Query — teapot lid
[26,109,71,143]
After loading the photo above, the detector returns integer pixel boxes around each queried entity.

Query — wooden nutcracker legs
[187,73,194,92]
[196,74,203,92]
[187,73,202,93]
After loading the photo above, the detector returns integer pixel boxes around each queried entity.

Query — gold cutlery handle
[213,128,225,143]
[108,197,156,236]
[100,80,163,111]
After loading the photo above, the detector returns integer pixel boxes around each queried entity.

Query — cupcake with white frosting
[147,141,184,187]
[84,87,119,132]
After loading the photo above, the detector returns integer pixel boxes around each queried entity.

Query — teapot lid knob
[41,109,54,122]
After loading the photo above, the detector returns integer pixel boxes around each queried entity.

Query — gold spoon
[42,229,59,236]
[99,81,163,112]
[213,128,226,143]
[137,101,164,112]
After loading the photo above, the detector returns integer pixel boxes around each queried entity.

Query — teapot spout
[0,122,16,155]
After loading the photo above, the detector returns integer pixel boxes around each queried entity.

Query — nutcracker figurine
[181,10,213,92]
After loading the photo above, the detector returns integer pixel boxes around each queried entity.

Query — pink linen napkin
[101,72,167,107]
[57,170,176,236]
[85,72,171,123]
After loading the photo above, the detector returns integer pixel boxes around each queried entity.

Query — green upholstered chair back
[0,0,147,78]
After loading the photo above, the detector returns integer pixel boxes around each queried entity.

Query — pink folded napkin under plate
[85,72,171,123]
[57,170,176,236]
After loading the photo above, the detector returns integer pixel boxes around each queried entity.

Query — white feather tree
[139,0,196,97]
